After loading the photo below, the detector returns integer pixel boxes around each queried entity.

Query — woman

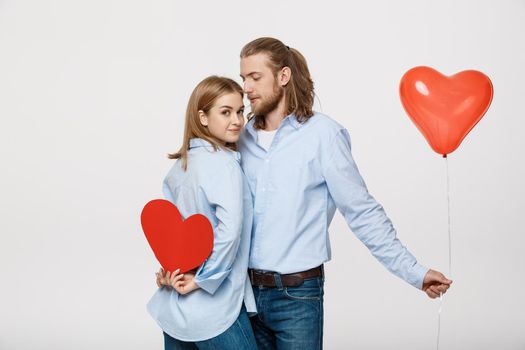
[147,76,257,349]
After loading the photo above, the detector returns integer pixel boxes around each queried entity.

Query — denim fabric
[250,277,324,350]
[163,305,257,350]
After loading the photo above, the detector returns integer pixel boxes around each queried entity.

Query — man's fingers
[438,283,450,294]
[427,282,452,298]
[438,283,448,292]
[426,289,439,298]
[439,277,453,285]
[429,285,440,295]
[434,272,452,285]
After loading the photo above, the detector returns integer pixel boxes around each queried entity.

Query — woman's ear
[198,110,208,126]
[279,66,291,87]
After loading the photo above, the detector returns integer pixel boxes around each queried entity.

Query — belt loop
[321,264,325,282]
[274,273,283,290]
[249,269,254,284]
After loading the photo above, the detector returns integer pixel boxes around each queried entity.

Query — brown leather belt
[249,265,323,288]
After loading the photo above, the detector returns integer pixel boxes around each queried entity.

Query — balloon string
[437,156,452,350]
[446,156,452,279]
[437,293,442,350]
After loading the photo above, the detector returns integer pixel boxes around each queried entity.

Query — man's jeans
[250,276,324,350]
[163,305,257,350]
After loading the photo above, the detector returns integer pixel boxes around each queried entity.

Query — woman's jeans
[163,305,257,350]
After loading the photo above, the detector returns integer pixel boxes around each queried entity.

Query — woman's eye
[222,110,230,116]
[237,110,244,115]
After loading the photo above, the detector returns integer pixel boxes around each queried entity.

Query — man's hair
[241,37,315,129]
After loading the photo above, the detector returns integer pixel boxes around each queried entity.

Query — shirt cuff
[407,263,430,290]
[193,269,230,295]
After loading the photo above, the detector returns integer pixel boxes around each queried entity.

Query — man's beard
[252,83,284,117]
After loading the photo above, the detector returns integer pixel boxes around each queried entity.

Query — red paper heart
[399,66,493,156]
[141,199,213,273]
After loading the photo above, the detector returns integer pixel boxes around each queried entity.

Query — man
[237,37,452,350]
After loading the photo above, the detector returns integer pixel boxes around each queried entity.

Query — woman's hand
[155,268,180,288]
[170,272,200,295]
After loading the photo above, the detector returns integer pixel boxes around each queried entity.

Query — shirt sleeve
[321,128,429,289]
[192,160,244,295]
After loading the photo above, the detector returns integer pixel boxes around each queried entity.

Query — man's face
[240,53,284,117]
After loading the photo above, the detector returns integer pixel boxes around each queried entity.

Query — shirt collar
[189,138,213,149]
[283,114,302,130]
[188,137,241,162]
[245,113,302,136]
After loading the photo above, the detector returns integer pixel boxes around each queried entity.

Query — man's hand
[422,269,452,298]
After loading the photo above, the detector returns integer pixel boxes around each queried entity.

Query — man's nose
[243,81,252,93]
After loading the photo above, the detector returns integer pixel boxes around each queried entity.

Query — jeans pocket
[283,278,323,301]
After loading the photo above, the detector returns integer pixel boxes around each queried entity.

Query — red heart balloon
[399,66,493,156]
[141,199,213,273]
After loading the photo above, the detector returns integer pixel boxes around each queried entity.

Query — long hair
[240,37,315,129]
[168,76,243,170]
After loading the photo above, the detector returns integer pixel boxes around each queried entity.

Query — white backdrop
[1,1,524,349]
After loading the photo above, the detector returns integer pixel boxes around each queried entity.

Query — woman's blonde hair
[168,76,243,170]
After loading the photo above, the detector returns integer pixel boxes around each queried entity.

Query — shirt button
[261,188,266,192]
[265,159,270,163]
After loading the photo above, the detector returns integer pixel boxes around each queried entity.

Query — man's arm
[321,128,451,296]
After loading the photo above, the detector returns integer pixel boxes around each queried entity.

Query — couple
[147,37,452,350]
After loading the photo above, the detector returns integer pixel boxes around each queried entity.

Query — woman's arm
[193,159,245,295]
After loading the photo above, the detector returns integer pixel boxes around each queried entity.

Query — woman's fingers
[157,269,170,287]
[174,281,188,294]
[171,268,181,278]
[155,272,162,287]
[170,275,184,288]
[154,268,183,288]
[169,271,184,288]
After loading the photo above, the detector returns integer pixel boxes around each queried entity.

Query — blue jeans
[250,276,324,350]
[163,305,257,350]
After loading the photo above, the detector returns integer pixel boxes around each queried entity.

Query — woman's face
[199,92,245,144]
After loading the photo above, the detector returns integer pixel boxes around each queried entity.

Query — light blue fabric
[238,112,429,289]
[147,138,256,342]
